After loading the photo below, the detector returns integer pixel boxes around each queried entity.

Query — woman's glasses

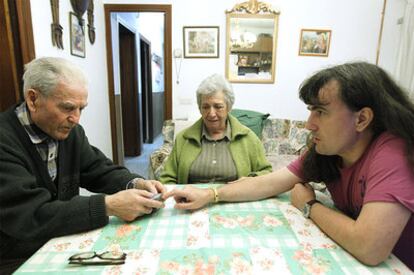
[68,251,127,265]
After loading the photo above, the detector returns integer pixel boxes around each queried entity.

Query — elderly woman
[159,74,272,184]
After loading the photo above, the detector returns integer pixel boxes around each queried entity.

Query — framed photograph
[298,29,331,57]
[183,26,219,58]
[70,12,85,58]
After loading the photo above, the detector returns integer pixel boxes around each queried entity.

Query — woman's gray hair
[196,74,235,110]
[23,57,87,97]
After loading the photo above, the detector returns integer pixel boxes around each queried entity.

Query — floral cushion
[266,154,297,170]
[162,120,175,144]
[261,118,308,155]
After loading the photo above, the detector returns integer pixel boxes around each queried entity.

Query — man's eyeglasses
[68,251,127,265]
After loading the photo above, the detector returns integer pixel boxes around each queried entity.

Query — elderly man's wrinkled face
[200,91,229,134]
[26,81,88,140]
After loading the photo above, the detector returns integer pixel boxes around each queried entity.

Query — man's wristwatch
[302,199,320,218]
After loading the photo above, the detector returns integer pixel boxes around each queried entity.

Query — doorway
[104,5,172,165]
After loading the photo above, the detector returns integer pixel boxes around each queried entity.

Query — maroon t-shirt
[288,132,414,270]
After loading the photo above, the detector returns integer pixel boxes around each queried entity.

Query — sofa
[148,115,310,180]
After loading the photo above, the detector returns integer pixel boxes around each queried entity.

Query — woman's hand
[163,186,214,210]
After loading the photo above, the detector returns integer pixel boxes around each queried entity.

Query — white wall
[139,13,165,93]
[31,0,113,157]
[30,0,405,158]
[104,0,405,121]
[378,0,406,74]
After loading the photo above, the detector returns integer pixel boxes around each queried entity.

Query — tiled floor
[124,134,164,179]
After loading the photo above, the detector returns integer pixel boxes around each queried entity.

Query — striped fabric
[189,122,237,183]
[15,102,58,181]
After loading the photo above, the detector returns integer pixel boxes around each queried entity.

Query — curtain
[394,0,414,100]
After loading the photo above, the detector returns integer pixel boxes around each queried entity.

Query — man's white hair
[23,57,87,97]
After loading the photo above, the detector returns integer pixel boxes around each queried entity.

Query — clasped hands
[105,179,166,221]
[290,182,316,210]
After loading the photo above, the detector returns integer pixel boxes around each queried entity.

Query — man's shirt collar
[15,102,51,144]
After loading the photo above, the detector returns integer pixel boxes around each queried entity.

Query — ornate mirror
[225,0,280,83]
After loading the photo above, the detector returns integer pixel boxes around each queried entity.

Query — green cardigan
[159,115,272,184]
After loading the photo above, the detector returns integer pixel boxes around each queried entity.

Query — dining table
[14,184,412,274]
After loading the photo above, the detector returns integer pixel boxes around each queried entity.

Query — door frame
[104,4,172,164]
[0,0,35,111]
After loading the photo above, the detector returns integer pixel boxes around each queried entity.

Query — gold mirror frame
[225,0,280,83]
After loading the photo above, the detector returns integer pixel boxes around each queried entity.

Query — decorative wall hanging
[70,12,85,58]
[87,0,95,44]
[173,48,183,84]
[70,0,89,32]
[225,0,280,83]
[183,26,219,58]
[298,29,331,57]
[50,0,64,49]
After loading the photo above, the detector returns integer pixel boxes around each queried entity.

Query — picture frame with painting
[70,12,85,58]
[298,29,331,57]
[183,26,219,58]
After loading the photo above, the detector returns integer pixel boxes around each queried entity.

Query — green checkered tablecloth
[15,184,412,274]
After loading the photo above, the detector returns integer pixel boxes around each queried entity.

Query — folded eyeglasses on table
[68,251,127,265]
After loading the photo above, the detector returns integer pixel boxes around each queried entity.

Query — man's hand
[290,183,315,210]
[162,186,214,210]
[105,189,165,221]
[132,178,166,195]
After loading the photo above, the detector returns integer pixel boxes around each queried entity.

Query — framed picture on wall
[298,29,331,57]
[183,26,219,58]
[70,12,85,58]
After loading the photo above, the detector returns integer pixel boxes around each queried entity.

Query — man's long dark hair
[300,62,414,183]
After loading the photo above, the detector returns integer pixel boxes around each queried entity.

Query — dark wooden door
[119,24,142,156]
[140,36,154,143]
[0,0,35,111]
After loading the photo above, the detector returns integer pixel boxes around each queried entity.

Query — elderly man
[0,57,165,273]
[164,62,414,270]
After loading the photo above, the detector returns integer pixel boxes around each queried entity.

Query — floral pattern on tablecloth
[187,208,210,248]
[210,212,287,234]
[278,202,337,249]
[38,227,103,253]
[15,185,413,275]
